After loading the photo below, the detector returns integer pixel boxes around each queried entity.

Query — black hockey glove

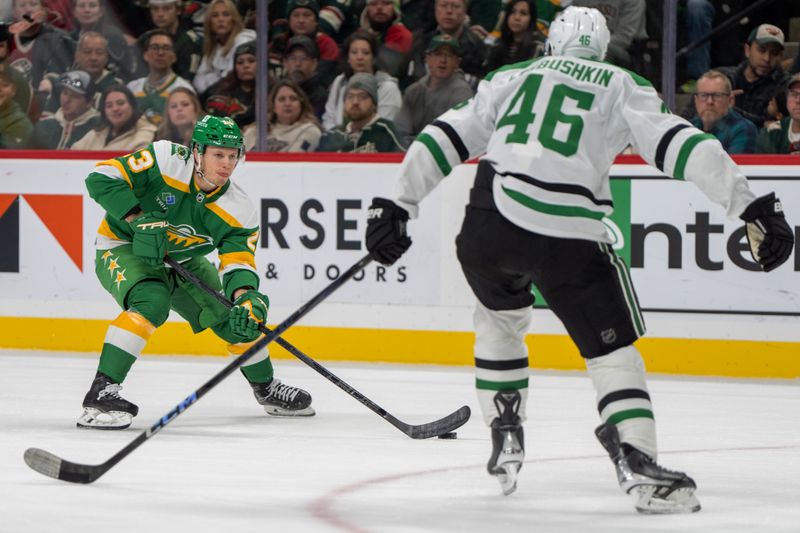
[739,193,794,272]
[366,197,412,266]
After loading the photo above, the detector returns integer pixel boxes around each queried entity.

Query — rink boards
[0,152,797,378]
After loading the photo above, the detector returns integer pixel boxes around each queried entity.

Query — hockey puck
[437,432,457,439]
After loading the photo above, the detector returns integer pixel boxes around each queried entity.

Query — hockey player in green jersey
[366,6,793,515]
[79,114,315,430]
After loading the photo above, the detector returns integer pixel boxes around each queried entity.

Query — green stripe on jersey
[674,133,715,180]
[476,377,529,390]
[606,408,654,425]
[501,185,606,219]
[417,133,452,175]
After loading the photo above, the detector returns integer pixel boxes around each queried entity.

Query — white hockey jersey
[392,55,756,242]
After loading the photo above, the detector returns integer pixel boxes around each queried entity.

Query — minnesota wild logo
[166,224,213,250]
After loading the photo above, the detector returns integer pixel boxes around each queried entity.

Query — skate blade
[263,405,316,417]
[630,485,701,514]
[76,408,132,430]
[493,461,521,496]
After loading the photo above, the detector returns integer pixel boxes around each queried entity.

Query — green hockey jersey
[85,139,260,299]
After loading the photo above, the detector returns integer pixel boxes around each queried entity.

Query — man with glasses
[127,29,195,127]
[146,0,201,82]
[691,70,756,154]
[281,35,327,119]
[31,69,98,149]
[756,73,800,154]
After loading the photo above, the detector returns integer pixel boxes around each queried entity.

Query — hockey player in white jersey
[365,6,794,514]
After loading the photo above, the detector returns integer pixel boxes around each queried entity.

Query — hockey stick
[24,254,372,484]
[163,256,470,440]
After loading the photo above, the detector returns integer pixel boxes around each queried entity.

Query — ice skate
[595,423,701,514]
[487,390,525,495]
[250,378,315,417]
[77,372,139,430]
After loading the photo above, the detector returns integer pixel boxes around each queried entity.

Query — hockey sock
[228,335,274,383]
[585,344,657,458]
[473,301,531,425]
[98,310,156,383]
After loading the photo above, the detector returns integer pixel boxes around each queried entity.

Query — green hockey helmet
[191,115,244,159]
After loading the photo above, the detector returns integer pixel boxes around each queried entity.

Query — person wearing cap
[268,0,340,87]
[147,0,202,82]
[322,30,402,132]
[715,23,790,128]
[360,0,413,80]
[690,69,757,155]
[396,34,473,145]
[756,73,800,155]
[127,30,195,127]
[193,0,256,94]
[201,40,255,129]
[318,72,404,153]
[0,65,33,148]
[409,0,488,90]
[31,69,99,149]
[280,35,328,119]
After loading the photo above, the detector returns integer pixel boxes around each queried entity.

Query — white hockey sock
[473,300,531,425]
[585,345,657,458]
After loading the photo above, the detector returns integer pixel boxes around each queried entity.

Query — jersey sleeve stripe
[162,174,190,193]
[416,133,452,175]
[654,124,690,172]
[674,133,716,180]
[219,251,256,271]
[205,202,243,228]
[98,218,122,240]
[501,185,606,220]
[498,169,614,207]
[96,159,132,188]
[431,120,469,162]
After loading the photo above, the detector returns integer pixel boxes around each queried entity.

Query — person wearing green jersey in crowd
[79,114,314,430]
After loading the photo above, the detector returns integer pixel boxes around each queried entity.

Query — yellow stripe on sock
[111,311,156,340]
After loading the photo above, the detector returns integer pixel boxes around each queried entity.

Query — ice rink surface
[1,350,798,533]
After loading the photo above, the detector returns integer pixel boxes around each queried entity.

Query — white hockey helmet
[546,6,611,61]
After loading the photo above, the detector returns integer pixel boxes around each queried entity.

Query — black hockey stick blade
[24,254,372,483]
[165,256,472,439]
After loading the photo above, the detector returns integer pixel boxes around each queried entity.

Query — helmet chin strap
[193,148,218,190]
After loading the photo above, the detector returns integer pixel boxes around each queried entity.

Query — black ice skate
[487,390,525,495]
[595,422,701,514]
[249,378,315,417]
[77,372,139,430]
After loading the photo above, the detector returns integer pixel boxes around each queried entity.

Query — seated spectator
[318,72,404,153]
[268,0,340,87]
[0,21,33,117]
[571,0,645,69]
[716,24,790,128]
[0,66,33,148]
[6,0,74,87]
[281,35,327,119]
[70,0,137,80]
[40,30,120,113]
[31,69,98,148]
[193,0,256,94]
[72,83,156,150]
[155,86,201,145]
[485,0,545,72]
[127,30,194,127]
[322,30,401,131]
[756,73,800,154]
[202,40,254,128]
[146,0,202,82]
[408,0,489,90]
[395,34,473,144]
[260,78,321,152]
[360,0,413,80]
[690,70,756,154]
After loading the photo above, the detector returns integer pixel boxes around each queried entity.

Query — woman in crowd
[155,87,202,145]
[251,78,321,153]
[193,0,256,94]
[321,30,401,131]
[72,84,155,151]
[70,0,137,79]
[485,0,545,72]
[201,41,255,129]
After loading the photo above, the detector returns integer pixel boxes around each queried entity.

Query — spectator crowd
[1,0,800,154]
